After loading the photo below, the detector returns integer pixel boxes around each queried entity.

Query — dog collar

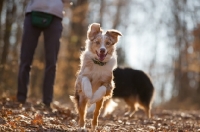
[92,59,106,66]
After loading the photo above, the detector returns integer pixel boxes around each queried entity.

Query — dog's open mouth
[96,51,107,61]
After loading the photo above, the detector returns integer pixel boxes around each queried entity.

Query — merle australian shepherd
[70,23,122,130]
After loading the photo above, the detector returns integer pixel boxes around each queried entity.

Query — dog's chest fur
[81,56,116,92]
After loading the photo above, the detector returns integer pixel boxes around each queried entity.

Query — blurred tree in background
[166,0,200,109]
[0,0,200,109]
[0,0,28,96]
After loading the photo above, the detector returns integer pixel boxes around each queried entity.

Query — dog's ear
[106,30,122,44]
[87,23,102,40]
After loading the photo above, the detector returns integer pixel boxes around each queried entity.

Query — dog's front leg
[78,94,88,129]
[90,86,106,104]
[92,98,103,130]
[82,76,92,99]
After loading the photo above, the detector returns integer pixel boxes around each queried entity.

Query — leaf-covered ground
[0,97,200,132]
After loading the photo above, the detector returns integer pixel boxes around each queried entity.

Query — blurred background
[0,0,200,109]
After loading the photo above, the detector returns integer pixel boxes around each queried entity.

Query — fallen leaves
[8,121,17,128]
[0,97,200,131]
[0,117,6,125]
[31,114,43,126]
[1,108,12,117]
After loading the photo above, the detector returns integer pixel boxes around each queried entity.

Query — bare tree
[0,0,4,57]
[64,0,89,94]
[0,0,16,70]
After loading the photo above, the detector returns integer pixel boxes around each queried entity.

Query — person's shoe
[44,103,50,107]
[17,100,26,104]
[34,102,52,111]
[43,103,52,111]
[17,101,32,109]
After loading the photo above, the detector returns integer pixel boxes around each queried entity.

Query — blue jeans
[17,13,62,105]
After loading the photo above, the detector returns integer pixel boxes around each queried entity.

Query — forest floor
[0,97,200,132]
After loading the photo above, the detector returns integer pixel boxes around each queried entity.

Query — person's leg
[43,16,62,106]
[17,13,41,103]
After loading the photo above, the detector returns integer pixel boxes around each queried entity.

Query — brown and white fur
[71,23,122,130]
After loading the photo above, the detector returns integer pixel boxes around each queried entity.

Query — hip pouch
[31,11,53,28]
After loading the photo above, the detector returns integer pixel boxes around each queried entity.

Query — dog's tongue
[99,54,106,61]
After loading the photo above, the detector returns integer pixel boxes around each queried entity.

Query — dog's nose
[100,48,106,54]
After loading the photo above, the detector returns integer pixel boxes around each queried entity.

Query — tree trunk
[99,0,105,26]
[0,0,4,65]
[172,0,190,101]
[0,0,16,95]
[64,0,89,92]
[0,1,16,71]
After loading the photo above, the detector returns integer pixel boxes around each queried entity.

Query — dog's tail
[69,95,76,103]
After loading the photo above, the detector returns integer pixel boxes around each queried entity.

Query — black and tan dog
[111,67,154,118]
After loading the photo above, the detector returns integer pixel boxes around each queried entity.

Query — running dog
[71,23,122,130]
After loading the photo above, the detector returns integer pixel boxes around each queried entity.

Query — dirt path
[0,98,200,132]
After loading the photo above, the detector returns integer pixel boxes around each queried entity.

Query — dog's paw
[91,125,97,132]
[77,127,88,132]
[89,86,106,104]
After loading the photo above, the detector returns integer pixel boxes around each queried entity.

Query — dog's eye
[106,42,111,45]
[95,41,100,45]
